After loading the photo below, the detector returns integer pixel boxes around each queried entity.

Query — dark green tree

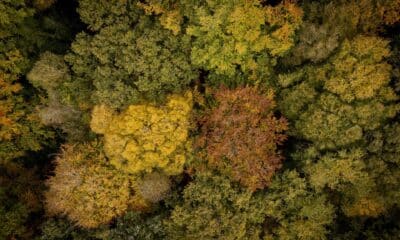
[65,0,198,109]
[166,172,267,240]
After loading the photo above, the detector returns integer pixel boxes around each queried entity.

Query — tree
[278,35,399,218]
[263,170,335,240]
[281,22,340,66]
[196,87,288,191]
[0,0,56,163]
[279,36,398,150]
[45,143,132,228]
[136,172,172,203]
[27,52,89,141]
[0,163,44,239]
[38,217,108,240]
[302,0,400,38]
[90,92,193,176]
[65,0,198,109]
[108,211,167,240]
[166,172,267,240]
[181,0,302,82]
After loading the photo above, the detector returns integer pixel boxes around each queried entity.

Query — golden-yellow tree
[90,92,193,176]
[45,143,132,228]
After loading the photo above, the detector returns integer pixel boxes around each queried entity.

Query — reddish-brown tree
[196,87,288,191]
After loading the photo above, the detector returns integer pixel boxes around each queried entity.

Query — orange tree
[196,87,288,191]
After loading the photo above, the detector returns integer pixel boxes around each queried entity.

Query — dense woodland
[1,0,400,239]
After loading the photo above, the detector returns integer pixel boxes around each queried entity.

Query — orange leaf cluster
[196,87,288,191]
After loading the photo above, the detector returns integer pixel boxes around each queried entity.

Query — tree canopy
[1,0,400,239]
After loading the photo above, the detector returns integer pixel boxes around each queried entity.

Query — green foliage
[0,163,44,239]
[283,0,400,67]
[39,211,168,240]
[0,62,53,162]
[279,34,400,220]
[303,0,400,38]
[196,87,288,191]
[279,35,398,150]
[38,217,108,240]
[0,1,56,163]
[90,93,192,176]
[45,143,132,228]
[1,1,400,239]
[27,52,89,140]
[0,195,28,240]
[263,170,335,240]
[182,0,302,81]
[77,0,141,31]
[109,211,167,240]
[166,172,267,240]
[66,1,198,109]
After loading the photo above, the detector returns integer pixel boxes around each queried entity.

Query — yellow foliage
[0,50,24,141]
[45,143,133,228]
[325,36,392,103]
[377,0,400,25]
[185,0,303,79]
[91,92,192,176]
[137,1,182,35]
[33,0,56,11]
[344,196,386,217]
[128,194,152,212]
[159,10,182,35]
[89,104,114,134]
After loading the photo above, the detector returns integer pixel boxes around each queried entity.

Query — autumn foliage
[90,92,193,176]
[1,0,400,239]
[197,87,288,191]
[45,143,132,228]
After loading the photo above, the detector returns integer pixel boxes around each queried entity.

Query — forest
[1,0,400,239]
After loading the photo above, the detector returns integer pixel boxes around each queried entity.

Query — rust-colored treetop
[197,87,288,191]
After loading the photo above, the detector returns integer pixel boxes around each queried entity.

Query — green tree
[0,0,57,164]
[278,35,399,219]
[166,172,266,240]
[65,0,198,109]
[0,163,44,239]
[263,170,335,240]
[27,52,89,141]
[108,211,167,240]
[181,0,302,82]
[38,217,108,240]
[303,0,400,37]
[279,35,398,150]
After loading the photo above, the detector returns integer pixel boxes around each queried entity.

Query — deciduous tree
[197,87,288,191]
[90,92,193,176]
